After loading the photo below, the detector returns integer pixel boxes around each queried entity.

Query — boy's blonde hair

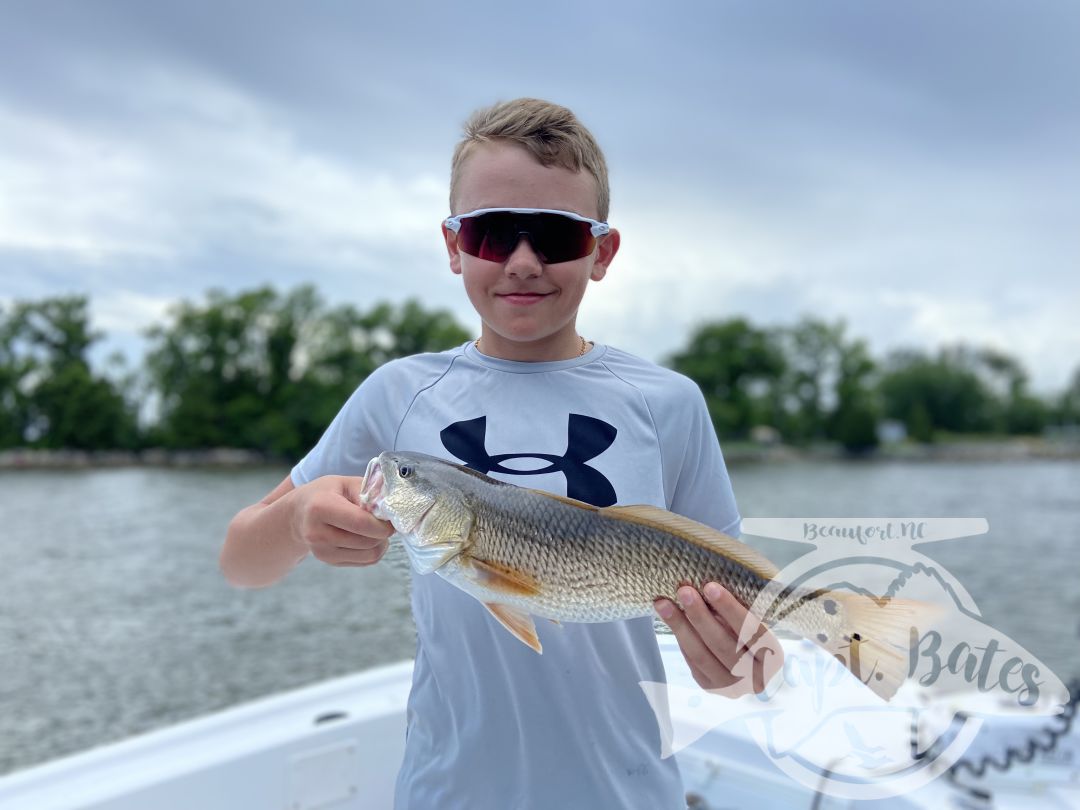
[449,98,610,221]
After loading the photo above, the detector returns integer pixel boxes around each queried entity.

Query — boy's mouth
[496,291,553,306]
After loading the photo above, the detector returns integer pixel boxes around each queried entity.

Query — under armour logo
[440,414,618,507]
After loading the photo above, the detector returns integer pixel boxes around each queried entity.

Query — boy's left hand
[654,583,784,697]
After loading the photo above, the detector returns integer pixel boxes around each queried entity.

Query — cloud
[0,108,169,260]
[92,290,175,337]
[1,1,1077,393]
[0,67,450,277]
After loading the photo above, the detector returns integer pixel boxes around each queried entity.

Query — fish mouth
[359,456,386,515]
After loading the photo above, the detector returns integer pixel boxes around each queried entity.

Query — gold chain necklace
[474,335,591,357]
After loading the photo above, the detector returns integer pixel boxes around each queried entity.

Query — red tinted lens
[457,212,596,263]
[457,212,521,262]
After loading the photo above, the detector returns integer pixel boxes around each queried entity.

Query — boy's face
[443,141,620,361]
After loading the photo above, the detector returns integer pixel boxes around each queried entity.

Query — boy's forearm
[220,494,308,589]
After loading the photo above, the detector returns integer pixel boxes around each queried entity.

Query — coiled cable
[909,675,1080,802]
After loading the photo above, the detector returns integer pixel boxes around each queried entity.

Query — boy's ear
[590,228,620,282]
[442,223,463,275]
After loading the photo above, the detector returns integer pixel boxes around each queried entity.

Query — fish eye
[398,464,413,478]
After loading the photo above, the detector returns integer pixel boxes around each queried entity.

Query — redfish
[360,451,936,700]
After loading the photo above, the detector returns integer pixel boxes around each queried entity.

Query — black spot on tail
[823,598,838,615]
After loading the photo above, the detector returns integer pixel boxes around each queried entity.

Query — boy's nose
[504,235,543,278]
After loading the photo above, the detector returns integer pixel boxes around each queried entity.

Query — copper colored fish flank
[360,451,936,700]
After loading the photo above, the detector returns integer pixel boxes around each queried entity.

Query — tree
[775,318,880,449]
[0,307,22,446]
[146,287,281,450]
[974,348,1048,435]
[668,319,787,439]
[145,286,471,458]
[778,318,843,442]
[1055,366,1080,427]
[0,297,138,449]
[828,336,880,452]
[0,304,32,447]
[879,347,996,441]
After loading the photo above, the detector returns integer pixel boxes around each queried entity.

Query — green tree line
[2,287,1078,458]
[669,319,1080,450]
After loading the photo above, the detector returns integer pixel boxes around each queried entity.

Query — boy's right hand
[291,475,395,567]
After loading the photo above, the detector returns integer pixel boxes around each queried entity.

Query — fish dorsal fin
[484,602,542,653]
[468,558,542,596]
[604,504,780,580]
[533,490,600,511]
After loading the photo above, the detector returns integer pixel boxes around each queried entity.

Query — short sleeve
[662,379,742,537]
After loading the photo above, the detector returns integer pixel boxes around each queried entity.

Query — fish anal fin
[468,558,542,597]
[605,505,780,580]
[484,602,542,653]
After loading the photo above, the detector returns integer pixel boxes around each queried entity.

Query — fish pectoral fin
[467,558,542,597]
[484,602,542,653]
[404,541,461,575]
[604,504,780,580]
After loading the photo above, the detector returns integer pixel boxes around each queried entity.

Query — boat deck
[1,638,1076,809]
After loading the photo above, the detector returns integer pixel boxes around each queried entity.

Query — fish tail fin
[819,592,942,702]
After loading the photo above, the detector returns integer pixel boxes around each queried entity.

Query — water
[1,460,1078,776]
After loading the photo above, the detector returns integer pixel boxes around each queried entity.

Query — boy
[221,98,783,809]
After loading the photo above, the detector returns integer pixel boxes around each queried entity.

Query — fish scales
[464,484,775,623]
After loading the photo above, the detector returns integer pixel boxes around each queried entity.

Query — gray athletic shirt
[292,341,741,810]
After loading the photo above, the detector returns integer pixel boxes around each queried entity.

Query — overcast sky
[2,1,1077,392]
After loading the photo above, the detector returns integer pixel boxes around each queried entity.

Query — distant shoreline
[721,436,1080,464]
[0,448,287,470]
[3,438,1080,470]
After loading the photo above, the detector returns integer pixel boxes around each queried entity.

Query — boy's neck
[475,329,591,362]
